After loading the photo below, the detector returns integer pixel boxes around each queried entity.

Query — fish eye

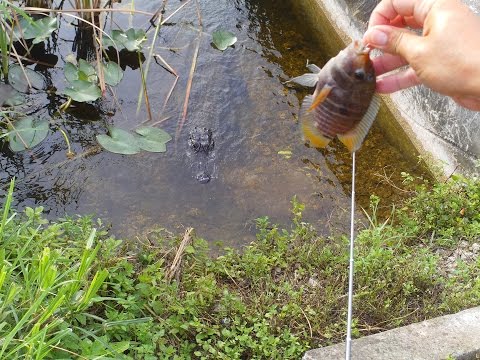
[354,69,365,80]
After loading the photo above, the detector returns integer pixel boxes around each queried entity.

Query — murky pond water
[1,0,425,247]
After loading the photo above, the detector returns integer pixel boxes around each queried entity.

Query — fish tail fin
[337,95,380,152]
[300,95,332,148]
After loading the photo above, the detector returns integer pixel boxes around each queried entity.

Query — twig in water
[176,33,201,142]
[154,53,179,116]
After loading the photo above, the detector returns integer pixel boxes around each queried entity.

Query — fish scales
[298,40,380,153]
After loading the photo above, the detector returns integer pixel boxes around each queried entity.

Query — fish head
[340,40,375,84]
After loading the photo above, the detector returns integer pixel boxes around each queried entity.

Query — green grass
[0,174,479,359]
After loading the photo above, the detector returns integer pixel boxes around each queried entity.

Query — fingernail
[367,28,388,46]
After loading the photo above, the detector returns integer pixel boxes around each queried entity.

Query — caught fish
[296,40,379,153]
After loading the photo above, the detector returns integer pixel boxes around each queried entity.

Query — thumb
[363,25,423,60]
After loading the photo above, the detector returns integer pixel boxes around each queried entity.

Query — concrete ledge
[303,306,480,360]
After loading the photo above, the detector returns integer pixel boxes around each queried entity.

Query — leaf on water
[103,29,146,52]
[212,30,237,51]
[96,127,142,155]
[4,91,25,107]
[8,116,49,152]
[0,83,16,106]
[64,62,79,83]
[14,17,58,44]
[64,60,97,84]
[63,80,102,102]
[135,127,172,153]
[8,64,46,93]
[102,61,123,86]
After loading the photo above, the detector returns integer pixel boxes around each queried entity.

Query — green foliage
[8,64,46,93]
[14,17,58,44]
[212,30,237,51]
[96,126,172,155]
[103,28,147,52]
[1,175,479,359]
[398,174,480,246]
[7,116,49,151]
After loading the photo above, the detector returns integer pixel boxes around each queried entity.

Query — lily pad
[8,64,46,93]
[135,127,172,152]
[14,17,58,44]
[212,30,237,51]
[103,29,146,52]
[63,80,102,102]
[0,83,16,106]
[102,61,123,86]
[96,127,141,155]
[8,116,49,152]
[64,59,97,84]
[3,91,25,107]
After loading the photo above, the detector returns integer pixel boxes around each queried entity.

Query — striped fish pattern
[297,40,379,153]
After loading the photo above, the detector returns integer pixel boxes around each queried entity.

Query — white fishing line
[345,150,356,360]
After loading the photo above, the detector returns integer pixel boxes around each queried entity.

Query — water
[0,0,425,247]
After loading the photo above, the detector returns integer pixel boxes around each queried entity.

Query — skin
[363,0,480,111]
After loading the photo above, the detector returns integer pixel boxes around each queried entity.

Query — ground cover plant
[0,173,479,359]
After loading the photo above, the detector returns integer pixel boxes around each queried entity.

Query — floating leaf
[8,116,49,152]
[96,127,141,155]
[212,30,237,51]
[0,83,16,106]
[103,29,146,52]
[4,91,25,106]
[135,127,172,153]
[8,64,45,93]
[14,17,58,44]
[102,61,123,86]
[63,80,101,102]
[64,60,97,84]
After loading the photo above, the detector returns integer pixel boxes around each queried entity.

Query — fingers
[368,0,436,27]
[452,96,480,111]
[363,25,423,63]
[375,67,421,93]
[371,53,408,75]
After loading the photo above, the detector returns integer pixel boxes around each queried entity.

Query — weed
[0,175,479,358]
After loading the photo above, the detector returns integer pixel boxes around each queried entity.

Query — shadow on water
[1,0,426,248]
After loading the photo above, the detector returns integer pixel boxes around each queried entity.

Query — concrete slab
[303,307,480,360]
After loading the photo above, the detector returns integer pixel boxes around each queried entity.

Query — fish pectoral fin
[287,73,321,87]
[308,85,332,111]
[338,95,380,153]
[300,95,332,148]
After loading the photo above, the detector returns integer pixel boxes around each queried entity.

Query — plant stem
[57,126,75,158]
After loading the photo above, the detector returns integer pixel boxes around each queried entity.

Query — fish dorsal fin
[306,63,321,73]
[300,94,332,148]
[337,95,380,152]
[287,73,321,87]
[309,85,332,111]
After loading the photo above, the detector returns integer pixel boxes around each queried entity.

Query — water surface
[1,0,425,247]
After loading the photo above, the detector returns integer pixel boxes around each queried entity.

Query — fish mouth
[353,40,372,55]
[357,43,372,55]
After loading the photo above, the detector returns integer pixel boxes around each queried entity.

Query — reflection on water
[0,0,426,247]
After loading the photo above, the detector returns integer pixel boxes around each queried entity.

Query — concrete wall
[291,0,480,176]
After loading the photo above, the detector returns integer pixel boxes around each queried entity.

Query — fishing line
[345,150,356,360]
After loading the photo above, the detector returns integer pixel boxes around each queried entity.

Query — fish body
[298,40,379,153]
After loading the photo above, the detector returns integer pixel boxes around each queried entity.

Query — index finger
[368,0,436,28]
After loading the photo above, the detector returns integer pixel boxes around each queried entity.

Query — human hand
[363,0,480,111]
